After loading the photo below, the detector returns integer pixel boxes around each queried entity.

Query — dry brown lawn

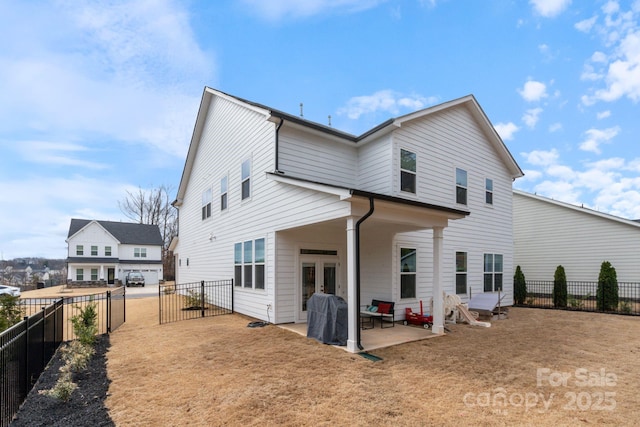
[105,298,640,426]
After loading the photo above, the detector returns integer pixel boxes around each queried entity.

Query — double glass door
[300,257,339,320]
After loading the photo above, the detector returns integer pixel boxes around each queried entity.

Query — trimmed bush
[553,265,567,308]
[597,261,618,311]
[514,265,527,305]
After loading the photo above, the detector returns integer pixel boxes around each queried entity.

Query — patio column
[99,265,105,281]
[432,226,445,334]
[346,216,358,353]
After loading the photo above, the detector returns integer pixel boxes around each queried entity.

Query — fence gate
[159,280,233,324]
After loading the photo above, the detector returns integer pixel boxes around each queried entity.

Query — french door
[299,256,339,321]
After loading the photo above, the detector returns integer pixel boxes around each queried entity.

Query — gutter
[355,197,375,350]
[274,117,284,172]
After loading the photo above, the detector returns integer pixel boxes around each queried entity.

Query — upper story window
[202,188,212,220]
[76,245,84,256]
[91,245,98,256]
[134,248,147,258]
[220,175,228,211]
[484,253,503,292]
[456,168,468,205]
[456,252,467,295]
[485,178,493,205]
[105,246,112,256]
[241,159,251,200]
[400,149,416,194]
[400,247,417,299]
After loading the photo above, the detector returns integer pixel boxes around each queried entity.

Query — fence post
[201,280,205,318]
[107,290,112,333]
[231,278,234,313]
[23,315,29,393]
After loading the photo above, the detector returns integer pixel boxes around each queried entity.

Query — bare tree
[119,185,177,280]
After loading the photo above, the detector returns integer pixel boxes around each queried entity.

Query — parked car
[0,285,21,297]
[125,272,145,287]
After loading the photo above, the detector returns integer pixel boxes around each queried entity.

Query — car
[0,285,21,297]
[125,272,145,287]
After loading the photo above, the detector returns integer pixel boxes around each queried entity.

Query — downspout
[355,196,375,350]
[274,117,284,172]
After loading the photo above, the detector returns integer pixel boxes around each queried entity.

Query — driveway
[124,282,160,299]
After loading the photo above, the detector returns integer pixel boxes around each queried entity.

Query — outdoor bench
[360,299,395,329]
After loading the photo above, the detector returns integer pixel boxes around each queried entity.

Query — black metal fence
[20,287,126,341]
[517,280,640,315]
[159,280,233,324]
[1,299,64,427]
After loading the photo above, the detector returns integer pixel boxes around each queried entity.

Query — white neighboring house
[66,219,164,287]
[171,87,523,352]
[513,190,640,282]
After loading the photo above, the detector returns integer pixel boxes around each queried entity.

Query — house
[66,219,164,287]
[171,87,523,352]
[513,189,640,282]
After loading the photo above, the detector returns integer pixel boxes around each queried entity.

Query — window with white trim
[241,159,251,200]
[202,188,212,220]
[485,178,493,205]
[456,252,467,295]
[400,149,416,194]
[105,246,112,256]
[91,245,98,256]
[220,175,228,211]
[134,248,147,258]
[456,168,467,205]
[400,247,417,299]
[234,238,266,290]
[91,268,98,281]
[76,245,83,256]
[484,253,503,292]
[76,268,84,281]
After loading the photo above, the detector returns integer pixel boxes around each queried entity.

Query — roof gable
[68,219,163,246]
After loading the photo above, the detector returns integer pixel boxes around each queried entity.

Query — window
[484,254,504,292]
[243,241,253,288]
[234,238,266,290]
[91,268,98,281]
[76,245,83,256]
[241,159,251,200]
[485,178,493,205]
[134,248,147,258]
[105,246,112,256]
[400,149,416,194]
[234,243,242,287]
[400,247,417,299]
[202,188,212,220]
[76,268,84,281]
[456,252,467,295]
[220,175,228,211]
[91,245,98,256]
[456,168,467,205]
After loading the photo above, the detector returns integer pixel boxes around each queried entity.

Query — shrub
[0,294,25,332]
[62,340,95,372]
[597,261,618,311]
[184,289,204,309]
[513,265,527,305]
[553,265,567,308]
[71,302,98,346]
[42,371,77,402]
[619,300,632,314]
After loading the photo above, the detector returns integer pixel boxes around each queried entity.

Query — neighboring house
[513,190,640,282]
[66,219,164,287]
[171,87,523,352]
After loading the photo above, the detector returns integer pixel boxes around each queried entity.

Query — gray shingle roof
[68,219,164,246]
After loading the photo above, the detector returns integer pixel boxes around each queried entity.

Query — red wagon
[403,301,433,329]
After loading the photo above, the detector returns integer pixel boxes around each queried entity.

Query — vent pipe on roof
[299,102,304,118]
[328,115,332,127]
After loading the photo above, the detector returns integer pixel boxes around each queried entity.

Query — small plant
[62,340,95,372]
[184,289,204,309]
[567,294,584,309]
[0,294,25,332]
[619,300,632,314]
[513,265,527,305]
[553,265,568,308]
[71,302,98,346]
[597,261,619,312]
[525,296,535,306]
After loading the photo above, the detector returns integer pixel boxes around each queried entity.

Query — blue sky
[1,0,639,259]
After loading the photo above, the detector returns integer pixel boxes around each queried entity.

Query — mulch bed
[11,335,114,427]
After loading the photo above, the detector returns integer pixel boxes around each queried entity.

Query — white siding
[67,223,119,258]
[514,192,640,282]
[357,135,393,193]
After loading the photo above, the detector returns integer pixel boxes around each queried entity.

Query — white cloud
[518,80,548,102]
[575,16,597,32]
[522,107,543,128]
[591,51,608,62]
[530,0,572,18]
[597,110,611,119]
[494,122,520,141]
[337,90,436,119]
[549,122,563,132]
[522,148,560,166]
[239,0,387,21]
[579,126,620,153]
